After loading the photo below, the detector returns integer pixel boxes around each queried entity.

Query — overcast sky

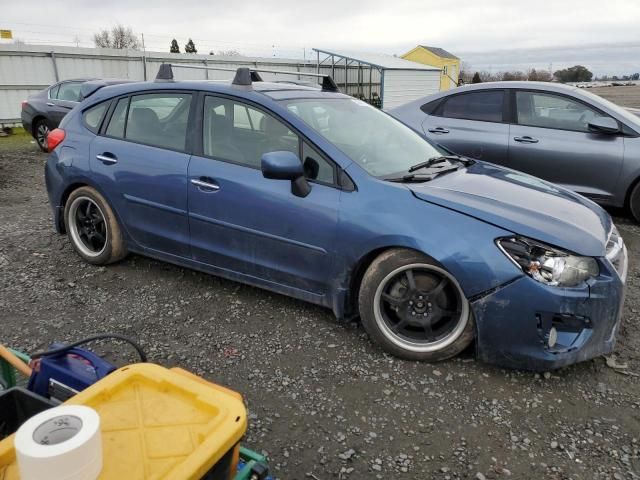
[3,0,639,75]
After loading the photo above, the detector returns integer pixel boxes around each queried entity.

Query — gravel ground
[1,134,639,480]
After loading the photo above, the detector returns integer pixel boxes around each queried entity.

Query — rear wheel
[358,249,474,361]
[64,187,127,265]
[34,119,50,152]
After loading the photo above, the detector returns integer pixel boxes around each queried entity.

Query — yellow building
[401,46,460,91]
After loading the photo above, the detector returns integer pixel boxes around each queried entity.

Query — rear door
[89,91,194,257]
[508,90,624,202]
[187,94,340,295]
[421,89,510,164]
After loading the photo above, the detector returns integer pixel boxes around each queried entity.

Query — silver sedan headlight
[497,237,599,287]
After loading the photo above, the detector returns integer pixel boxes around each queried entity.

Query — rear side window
[56,82,83,102]
[82,102,109,133]
[437,91,504,122]
[105,98,128,138]
[420,99,442,114]
[126,93,191,150]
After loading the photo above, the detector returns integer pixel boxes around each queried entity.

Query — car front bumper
[471,245,627,371]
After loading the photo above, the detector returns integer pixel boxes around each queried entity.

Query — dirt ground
[589,85,640,109]
[1,132,639,480]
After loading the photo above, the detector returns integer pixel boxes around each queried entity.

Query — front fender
[334,172,523,310]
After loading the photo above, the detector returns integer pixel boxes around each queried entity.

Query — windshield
[281,98,446,177]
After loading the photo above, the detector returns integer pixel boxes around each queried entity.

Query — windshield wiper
[408,155,473,173]
[386,173,434,183]
[387,165,462,183]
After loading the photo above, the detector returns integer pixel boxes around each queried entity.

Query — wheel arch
[624,174,640,212]
[344,245,442,319]
[57,181,126,239]
[31,115,47,136]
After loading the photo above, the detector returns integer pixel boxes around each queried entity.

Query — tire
[34,119,50,152]
[358,249,475,362]
[629,182,640,222]
[63,186,127,265]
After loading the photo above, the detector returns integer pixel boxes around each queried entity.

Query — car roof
[86,79,349,105]
[449,81,581,94]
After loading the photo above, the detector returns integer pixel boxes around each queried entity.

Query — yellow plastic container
[0,364,247,480]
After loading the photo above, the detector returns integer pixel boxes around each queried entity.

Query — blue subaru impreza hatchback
[45,66,627,370]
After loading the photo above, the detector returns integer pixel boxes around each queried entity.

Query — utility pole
[141,33,147,81]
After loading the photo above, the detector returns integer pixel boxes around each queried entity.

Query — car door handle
[96,153,118,165]
[46,102,55,107]
[191,178,220,191]
[514,136,539,144]
[428,127,449,134]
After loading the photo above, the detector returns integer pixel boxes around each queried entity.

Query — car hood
[407,162,611,257]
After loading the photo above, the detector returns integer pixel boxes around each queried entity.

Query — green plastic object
[0,349,30,390]
[235,447,270,479]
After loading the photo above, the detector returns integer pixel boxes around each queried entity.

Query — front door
[188,95,340,295]
[508,90,624,202]
[90,92,194,257]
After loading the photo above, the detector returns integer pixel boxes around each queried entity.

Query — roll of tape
[15,405,102,480]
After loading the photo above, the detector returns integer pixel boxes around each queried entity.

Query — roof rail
[155,63,339,92]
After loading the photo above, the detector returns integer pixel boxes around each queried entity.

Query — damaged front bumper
[471,244,627,371]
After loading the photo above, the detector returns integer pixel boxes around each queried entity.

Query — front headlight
[497,237,599,287]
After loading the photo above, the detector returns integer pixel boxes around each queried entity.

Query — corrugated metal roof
[313,48,440,71]
[418,46,459,60]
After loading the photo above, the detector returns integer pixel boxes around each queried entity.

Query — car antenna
[154,63,339,92]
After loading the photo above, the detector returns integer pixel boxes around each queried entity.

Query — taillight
[47,128,65,152]
[21,100,28,110]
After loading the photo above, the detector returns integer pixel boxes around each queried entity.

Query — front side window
[203,96,298,168]
[56,82,83,102]
[302,142,334,184]
[125,93,192,150]
[283,98,445,177]
[438,91,504,122]
[515,91,601,133]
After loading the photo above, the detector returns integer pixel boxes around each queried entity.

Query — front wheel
[64,186,127,265]
[358,249,475,362]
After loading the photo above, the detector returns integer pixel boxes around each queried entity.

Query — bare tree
[93,25,140,49]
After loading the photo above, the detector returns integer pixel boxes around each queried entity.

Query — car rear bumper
[471,248,627,371]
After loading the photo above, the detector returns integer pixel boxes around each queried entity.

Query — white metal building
[313,48,441,110]
[0,44,348,124]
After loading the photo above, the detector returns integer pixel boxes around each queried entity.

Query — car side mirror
[588,116,620,135]
[261,151,311,198]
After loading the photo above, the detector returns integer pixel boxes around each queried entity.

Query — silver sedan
[390,82,640,220]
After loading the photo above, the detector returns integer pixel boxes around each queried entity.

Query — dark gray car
[390,82,640,220]
[21,79,93,151]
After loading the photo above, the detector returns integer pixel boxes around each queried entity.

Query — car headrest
[130,107,160,127]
